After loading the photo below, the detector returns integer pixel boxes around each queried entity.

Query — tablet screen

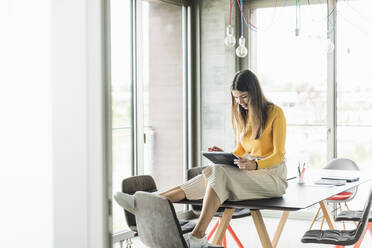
[202,152,239,166]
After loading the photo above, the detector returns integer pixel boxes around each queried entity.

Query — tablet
[202,152,239,166]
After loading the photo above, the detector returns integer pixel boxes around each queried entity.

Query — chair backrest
[325,158,360,198]
[187,166,207,180]
[122,191,188,248]
[121,175,157,232]
[325,158,359,171]
[346,186,372,246]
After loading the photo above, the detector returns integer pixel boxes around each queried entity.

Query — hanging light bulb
[236,36,247,58]
[224,25,236,47]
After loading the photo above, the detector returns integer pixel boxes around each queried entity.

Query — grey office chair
[301,185,372,246]
[114,191,223,248]
[122,175,195,234]
[309,158,360,230]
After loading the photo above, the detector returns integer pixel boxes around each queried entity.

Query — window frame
[246,0,337,162]
[108,0,194,238]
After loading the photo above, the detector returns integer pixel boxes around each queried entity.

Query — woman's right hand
[208,146,224,152]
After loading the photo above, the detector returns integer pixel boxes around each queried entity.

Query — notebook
[321,169,360,182]
[315,179,347,186]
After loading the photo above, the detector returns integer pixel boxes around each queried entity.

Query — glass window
[142,1,185,198]
[110,0,187,234]
[336,0,372,209]
[253,4,328,172]
[336,0,372,169]
[110,0,132,233]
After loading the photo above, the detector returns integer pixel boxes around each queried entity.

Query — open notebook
[315,178,347,186]
[321,169,360,182]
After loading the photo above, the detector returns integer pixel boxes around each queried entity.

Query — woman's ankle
[191,230,205,239]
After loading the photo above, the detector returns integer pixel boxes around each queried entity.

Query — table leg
[212,208,235,245]
[251,209,273,248]
[319,201,335,230]
[271,211,290,248]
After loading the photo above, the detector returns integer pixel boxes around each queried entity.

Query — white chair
[309,158,360,230]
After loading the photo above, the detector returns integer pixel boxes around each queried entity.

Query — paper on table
[304,183,334,188]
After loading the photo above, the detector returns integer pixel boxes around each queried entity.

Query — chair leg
[338,203,346,230]
[345,202,358,227]
[207,218,220,240]
[333,202,337,220]
[320,216,325,230]
[368,222,372,236]
[309,206,321,230]
[345,202,350,211]
[227,225,245,248]
[222,234,226,247]
[353,226,369,248]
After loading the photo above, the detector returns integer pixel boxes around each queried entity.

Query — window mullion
[133,0,145,175]
[327,0,337,161]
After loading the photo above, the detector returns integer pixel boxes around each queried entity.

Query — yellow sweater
[232,105,286,169]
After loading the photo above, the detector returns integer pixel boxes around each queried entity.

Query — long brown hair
[231,70,272,140]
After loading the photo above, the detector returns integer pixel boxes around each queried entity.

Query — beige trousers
[180,158,288,204]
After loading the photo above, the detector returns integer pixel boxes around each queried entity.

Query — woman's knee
[161,187,186,202]
[209,164,227,175]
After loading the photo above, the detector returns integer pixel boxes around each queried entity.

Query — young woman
[160,69,287,248]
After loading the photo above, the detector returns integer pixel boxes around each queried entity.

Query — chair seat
[131,220,196,236]
[327,191,353,201]
[301,229,358,246]
[335,210,372,222]
[179,220,197,234]
[193,208,251,219]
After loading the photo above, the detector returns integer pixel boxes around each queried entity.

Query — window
[336,0,372,169]
[249,0,372,210]
[252,3,328,172]
[110,0,133,233]
[109,0,190,235]
[336,0,372,209]
[141,0,186,198]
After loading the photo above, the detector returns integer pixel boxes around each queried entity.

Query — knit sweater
[232,105,286,169]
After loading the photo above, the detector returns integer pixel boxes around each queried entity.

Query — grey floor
[125,215,372,248]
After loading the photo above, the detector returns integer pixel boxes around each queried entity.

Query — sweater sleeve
[232,139,246,158]
[257,107,286,169]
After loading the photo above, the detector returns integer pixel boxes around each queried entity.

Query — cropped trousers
[179,157,288,204]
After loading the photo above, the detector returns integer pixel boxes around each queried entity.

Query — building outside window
[110,0,189,235]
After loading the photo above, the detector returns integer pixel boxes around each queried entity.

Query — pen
[300,166,306,178]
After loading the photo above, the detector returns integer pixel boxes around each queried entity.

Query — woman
[160,69,287,248]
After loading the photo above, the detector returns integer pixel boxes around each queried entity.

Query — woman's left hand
[234,158,257,171]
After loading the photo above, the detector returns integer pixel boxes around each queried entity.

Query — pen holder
[298,176,305,184]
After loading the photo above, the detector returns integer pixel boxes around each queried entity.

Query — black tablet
[202,152,240,166]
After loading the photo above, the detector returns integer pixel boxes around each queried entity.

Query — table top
[176,169,371,211]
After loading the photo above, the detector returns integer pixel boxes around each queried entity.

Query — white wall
[0,1,52,248]
[51,0,109,248]
[1,1,109,247]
